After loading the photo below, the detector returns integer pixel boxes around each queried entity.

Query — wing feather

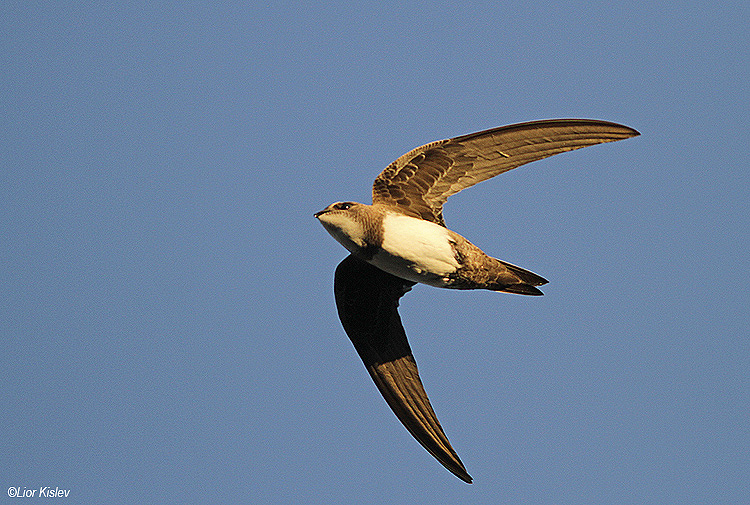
[372,119,639,225]
[333,254,472,483]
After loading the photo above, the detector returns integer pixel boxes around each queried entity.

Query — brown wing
[372,119,640,225]
[333,254,473,483]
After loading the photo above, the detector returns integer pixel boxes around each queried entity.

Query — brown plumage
[315,119,639,482]
[373,119,638,226]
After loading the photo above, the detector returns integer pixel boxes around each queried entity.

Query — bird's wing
[333,254,472,483]
[372,119,639,225]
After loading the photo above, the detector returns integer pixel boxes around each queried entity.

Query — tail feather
[498,260,548,286]
[500,283,544,296]
[490,259,547,296]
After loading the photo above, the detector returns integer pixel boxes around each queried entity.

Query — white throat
[317,212,367,254]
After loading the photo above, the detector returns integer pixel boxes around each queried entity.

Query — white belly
[369,213,460,287]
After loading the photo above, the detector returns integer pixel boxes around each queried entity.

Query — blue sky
[2,2,748,504]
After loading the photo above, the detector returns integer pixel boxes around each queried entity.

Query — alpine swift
[314,119,639,483]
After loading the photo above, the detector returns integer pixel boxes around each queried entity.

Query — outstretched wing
[372,119,640,225]
[333,254,472,483]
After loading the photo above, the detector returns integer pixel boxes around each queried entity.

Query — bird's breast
[369,213,461,287]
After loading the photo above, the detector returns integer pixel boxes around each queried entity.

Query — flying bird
[314,119,639,483]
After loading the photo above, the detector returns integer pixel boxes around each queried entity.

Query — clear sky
[2,2,748,504]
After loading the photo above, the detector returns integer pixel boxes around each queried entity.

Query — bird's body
[317,203,546,292]
[373,211,461,287]
[315,119,639,483]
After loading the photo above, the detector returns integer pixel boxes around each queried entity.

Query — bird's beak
[314,209,328,218]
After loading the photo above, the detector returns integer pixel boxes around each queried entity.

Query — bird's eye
[337,203,352,210]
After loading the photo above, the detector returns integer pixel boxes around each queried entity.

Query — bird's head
[314,201,370,254]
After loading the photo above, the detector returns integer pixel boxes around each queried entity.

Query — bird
[314,119,639,483]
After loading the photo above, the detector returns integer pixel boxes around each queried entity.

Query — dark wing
[372,119,640,225]
[333,254,472,483]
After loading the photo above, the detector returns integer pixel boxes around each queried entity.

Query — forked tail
[493,259,548,296]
